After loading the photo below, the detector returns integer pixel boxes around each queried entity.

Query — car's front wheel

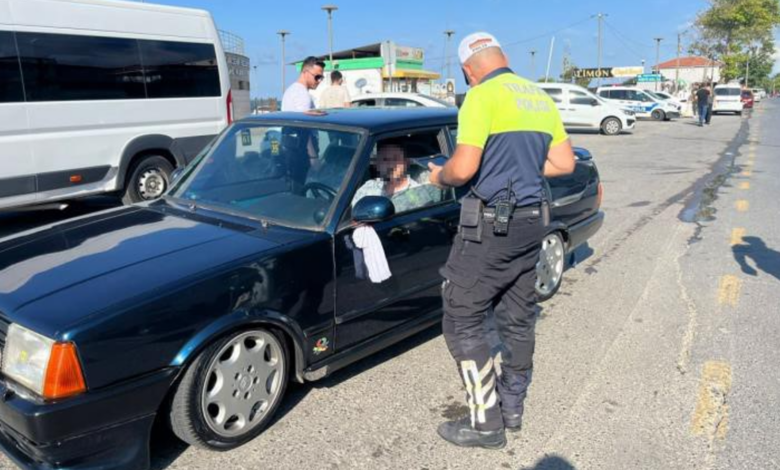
[651,109,665,121]
[601,117,622,136]
[169,328,289,450]
[535,232,566,302]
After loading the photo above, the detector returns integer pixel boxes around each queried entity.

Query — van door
[567,89,602,128]
[541,87,569,125]
[0,30,36,208]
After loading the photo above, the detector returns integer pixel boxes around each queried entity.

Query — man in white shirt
[318,71,352,109]
[281,56,325,112]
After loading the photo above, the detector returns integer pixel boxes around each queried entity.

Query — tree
[691,0,780,83]
[559,62,592,88]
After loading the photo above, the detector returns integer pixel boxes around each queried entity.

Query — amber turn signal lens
[43,343,86,400]
[597,182,604,208]
[69,175,83,183]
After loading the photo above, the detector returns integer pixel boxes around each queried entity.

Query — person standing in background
[319,71,352,109]
[282,56,325,112]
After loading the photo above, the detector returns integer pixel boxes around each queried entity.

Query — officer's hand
[427,162,445,188]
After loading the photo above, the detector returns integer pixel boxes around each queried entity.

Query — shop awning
[383,69,441,80]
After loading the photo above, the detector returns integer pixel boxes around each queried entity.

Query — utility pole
[530,50,537,79]
[444,30,455,81]
[322,5,338,75]
[675,33,682,94]
[596,13,606,87]
[653,37,663,91]
[276,30,290,98]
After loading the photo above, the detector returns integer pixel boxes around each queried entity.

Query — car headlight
[622,109,635,116]
[2,324,86,399]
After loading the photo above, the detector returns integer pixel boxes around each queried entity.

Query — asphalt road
[1,102,778,470]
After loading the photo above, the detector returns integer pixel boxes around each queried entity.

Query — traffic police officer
[428,32,575,449]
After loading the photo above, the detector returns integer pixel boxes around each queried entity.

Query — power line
[603,21,646,61]
[425,15,595,64]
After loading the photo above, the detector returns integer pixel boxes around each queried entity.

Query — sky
[147,0,780,98]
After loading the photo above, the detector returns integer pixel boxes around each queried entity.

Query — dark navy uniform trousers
[441,210,545,431]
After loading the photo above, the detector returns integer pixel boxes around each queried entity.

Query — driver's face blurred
[377,144,407,181]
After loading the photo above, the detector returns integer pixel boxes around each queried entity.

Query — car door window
[355,99,376,107]
[598,90,610,98]
[350,130,454,215]
[384,98,422,107]
[542,88,564,103]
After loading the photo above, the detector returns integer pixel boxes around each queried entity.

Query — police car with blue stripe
[597,86,681,121]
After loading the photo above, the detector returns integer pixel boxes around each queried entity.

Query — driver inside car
[352,138,441,213]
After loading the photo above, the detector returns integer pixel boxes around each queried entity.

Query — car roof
[240,108,458,134]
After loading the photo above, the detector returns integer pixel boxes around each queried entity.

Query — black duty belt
[483,205,541,221]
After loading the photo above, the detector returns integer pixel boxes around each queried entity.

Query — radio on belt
[493,180,515,236]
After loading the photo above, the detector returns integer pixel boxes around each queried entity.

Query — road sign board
[637,74,664,82]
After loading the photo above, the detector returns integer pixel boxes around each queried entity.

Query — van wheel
[121,155,174,205]
[651,109,665,121]
[600,117,622,136]
[169,328,289,450]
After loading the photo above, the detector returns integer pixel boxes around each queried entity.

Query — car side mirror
[590,99,600,106]
[353,196,396,223]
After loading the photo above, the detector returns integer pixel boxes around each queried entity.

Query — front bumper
[0,368,177,470]
[665,110,681,119]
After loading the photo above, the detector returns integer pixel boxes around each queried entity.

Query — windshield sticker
[241,129,252,146]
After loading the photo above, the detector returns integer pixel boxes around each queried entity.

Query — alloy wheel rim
[201,330,284,438]
[138,168,167,200]
[606,120,620,134]
[536,234,564,296]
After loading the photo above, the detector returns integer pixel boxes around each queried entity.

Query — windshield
[171,123,363,230]
[715,88,741,96]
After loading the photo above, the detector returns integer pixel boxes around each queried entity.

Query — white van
[0,0,231,210]
[596,86,680,121]
[712,84,744,115]
[538,83,635,136]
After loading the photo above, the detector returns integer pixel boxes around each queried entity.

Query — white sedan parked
[351,93,455,108]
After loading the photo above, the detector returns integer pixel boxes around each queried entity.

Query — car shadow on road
[732,236,780,281]
[521,455,577,470]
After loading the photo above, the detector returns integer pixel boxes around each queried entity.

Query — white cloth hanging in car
[352,225,392,283]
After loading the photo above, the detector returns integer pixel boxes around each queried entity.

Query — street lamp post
[444,30,455,81]
[276,30,290,98]
[530,50,537,79]
[322,5,338,72]
[653,37,663,91]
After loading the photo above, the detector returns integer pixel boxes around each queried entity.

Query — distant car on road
[741,90,755,109]
[712,84,744,115]
[646,90,684,112]
[751,88,764,103]
[597,86,680,121]
[0,108,602,470]
[351,92,455,108]
[538,82,636,136]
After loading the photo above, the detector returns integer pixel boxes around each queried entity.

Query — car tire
[651,109,665,121]
[600,117,622,136]
[169,328,289,450]
[535,232,566,302]
[737,111,743,116]
[121,155,174,205]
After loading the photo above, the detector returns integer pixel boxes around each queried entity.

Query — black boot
[497,369,531,433]
[502,411,523,432]
[437,417,506,449]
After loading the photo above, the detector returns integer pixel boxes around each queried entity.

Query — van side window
[569,90,594,105]
[543,88,563,103]
[611,90,628,100]
[0,32,23,103]
[139,41,221,98]
[16,32,146,102]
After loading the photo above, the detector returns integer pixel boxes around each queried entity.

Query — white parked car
[713,84,744,115]
[351,93,455,108]
[597,86,680,121]
[751,88,764,103]
[538,83,635,136]
[0,0,232,210]
[646,90,684,111]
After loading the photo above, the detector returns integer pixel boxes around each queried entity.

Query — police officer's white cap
[458,32,502,65]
